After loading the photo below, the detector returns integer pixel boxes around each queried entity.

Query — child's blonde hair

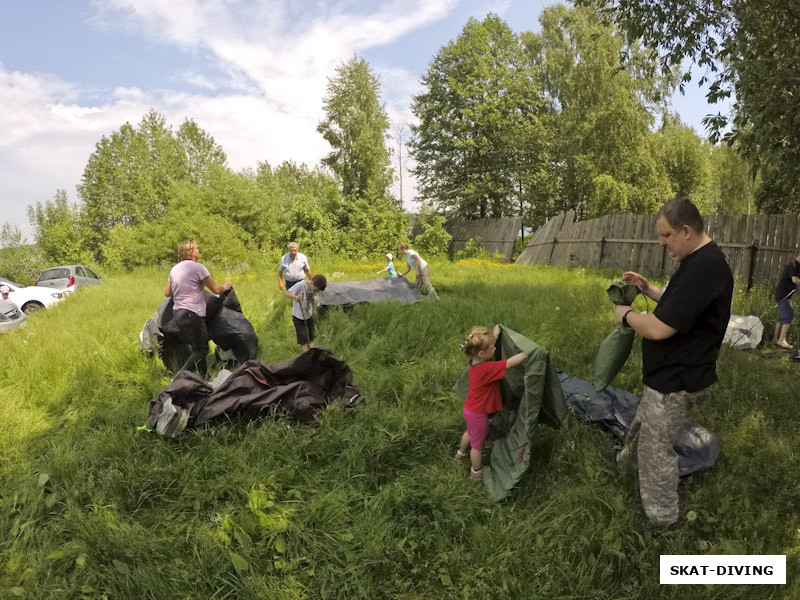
[460,326,495,359]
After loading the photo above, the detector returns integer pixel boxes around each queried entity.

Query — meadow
[1,258,798,599]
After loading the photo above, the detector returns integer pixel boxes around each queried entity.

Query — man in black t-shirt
[772,252,800,349]
[612,198,734,527]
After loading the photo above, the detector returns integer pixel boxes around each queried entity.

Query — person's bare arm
[203,276,232,295]
[164,281,171,297]
[614,305,677,341]
[505,352,526,369]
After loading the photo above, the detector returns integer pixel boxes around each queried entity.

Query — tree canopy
[317,56,394,203]
[77,110,227,258]
[317,55,406,253]
[523,5,674,219]
[411,15,548,222]
[577,0,800,212]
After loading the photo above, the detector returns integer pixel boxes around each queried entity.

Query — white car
[0,299,26,332]
[0,277,66,314]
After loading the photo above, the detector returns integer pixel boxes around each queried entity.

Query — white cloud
[2,1,459,241]
[173,72,218,91]
[90,0,457,119]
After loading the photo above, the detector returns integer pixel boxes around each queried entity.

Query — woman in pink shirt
[164,239,232,375]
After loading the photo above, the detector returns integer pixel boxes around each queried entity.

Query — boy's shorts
[777,297,794,325]
[293,316,315,345]
[463,407,488,450]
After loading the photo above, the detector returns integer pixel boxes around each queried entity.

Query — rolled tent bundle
[138,288,258,372]
[593,282,639,391]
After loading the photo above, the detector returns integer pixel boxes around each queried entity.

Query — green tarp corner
[453,325,569,502]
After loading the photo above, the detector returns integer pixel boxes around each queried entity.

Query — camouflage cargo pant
[415,265,438,297]
[617,386,697,526]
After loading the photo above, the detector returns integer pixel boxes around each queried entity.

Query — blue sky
[0,0,730,241]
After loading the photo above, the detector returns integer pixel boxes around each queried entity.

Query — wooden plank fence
[445,217,523,262]
[517,212,800,289]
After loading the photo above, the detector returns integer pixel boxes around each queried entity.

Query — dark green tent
[454,326,569,502]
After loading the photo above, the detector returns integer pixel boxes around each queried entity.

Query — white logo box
[661,555,786,584]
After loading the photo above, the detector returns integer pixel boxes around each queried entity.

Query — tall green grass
[0,260,797,599]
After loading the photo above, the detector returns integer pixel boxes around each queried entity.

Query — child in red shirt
[456,325,526,479]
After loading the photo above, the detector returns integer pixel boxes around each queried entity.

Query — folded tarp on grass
[454,326,570,502]
[315,277,435,310]
[149,347,362,437]
[723,314,763,350]
[558,371,721,476]
[139,288,259,371]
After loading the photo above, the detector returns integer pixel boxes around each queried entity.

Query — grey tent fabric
[315,277,435,310]
[454,326,570,502]
[558,372,721,476]
[148,347,362,437]
[138,288,258,371]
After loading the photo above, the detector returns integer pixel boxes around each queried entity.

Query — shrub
[0,225,44,285]
[101,209,250,270]
[412,213,452,257]
[454,236,502,262]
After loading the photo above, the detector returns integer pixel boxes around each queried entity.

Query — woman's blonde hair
[178,239,197,261]
[460,326,495,359]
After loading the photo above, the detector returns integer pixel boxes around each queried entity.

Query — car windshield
[0,278,24,288]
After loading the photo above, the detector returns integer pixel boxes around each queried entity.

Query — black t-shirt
[774,259,800,302]
[642,241,733,393]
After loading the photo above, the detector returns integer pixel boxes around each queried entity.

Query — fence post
[747,244,757,291]
[547,235,559,266]
[598,236,606,266]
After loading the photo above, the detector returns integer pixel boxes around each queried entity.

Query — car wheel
[22,302,44,315]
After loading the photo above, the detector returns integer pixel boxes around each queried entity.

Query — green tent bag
[592,282,639,391]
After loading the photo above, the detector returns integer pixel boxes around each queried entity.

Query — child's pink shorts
[463,407,488,450]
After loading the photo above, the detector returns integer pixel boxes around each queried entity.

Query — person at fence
[278,242,312,292]
[396,244,437,297]
[455,325,526,480]
[771,251,800,349]
[285,274,327,353]
[376,253,397,277]
[612,197,733,527]
[164,239,233,375]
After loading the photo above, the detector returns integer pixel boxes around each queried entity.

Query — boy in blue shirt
[376,253,397,277]
[285,274,327,353]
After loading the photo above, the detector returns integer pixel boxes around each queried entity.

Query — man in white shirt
[278,242,312,292]
[397,244,437,297]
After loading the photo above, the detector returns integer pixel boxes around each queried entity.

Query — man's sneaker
[469,467,483,480]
